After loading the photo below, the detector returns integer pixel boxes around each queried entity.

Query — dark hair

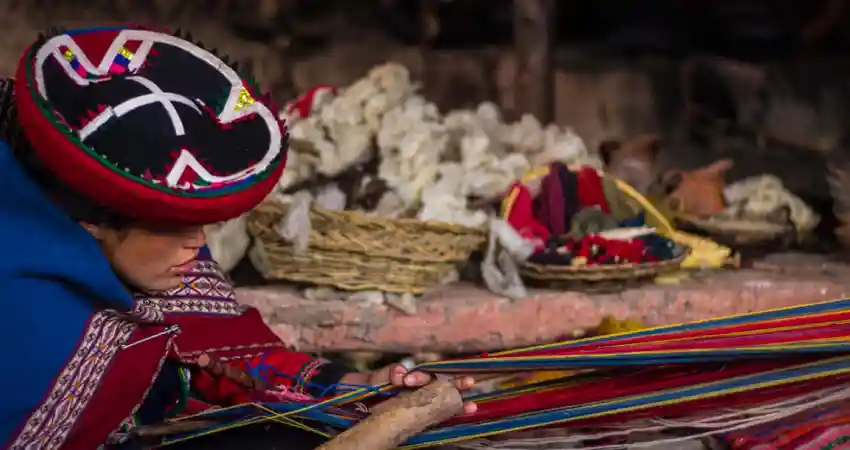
[0,78,132,229]
[18,148,134,229]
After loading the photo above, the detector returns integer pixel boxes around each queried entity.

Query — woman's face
[83,223,206,292]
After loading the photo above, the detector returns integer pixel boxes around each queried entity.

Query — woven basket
[675,214,795,247]
[247,200,487,294]
[514,166,690,288]
[520,245,690,283]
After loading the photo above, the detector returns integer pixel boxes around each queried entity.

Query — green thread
[165,367,192,418]
[212,87,230,115]
[119,415,137,432]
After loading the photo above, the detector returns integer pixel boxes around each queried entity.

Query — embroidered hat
[13,26,288,225]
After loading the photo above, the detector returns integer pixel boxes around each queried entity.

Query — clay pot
[663,158,734,218]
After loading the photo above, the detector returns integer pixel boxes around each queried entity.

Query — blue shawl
[0,140,136,442]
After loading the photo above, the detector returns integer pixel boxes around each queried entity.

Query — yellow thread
[607,317,850,349]
[157,416,267,447]
[521,167,550,185]
[472,373,592,403]
[399,358,850,448]
[156,297,850,446]
[158,404,332,447]
[499,167,550,219]
[500,187,520,219]
[488,297,850,357]
[417,341,850,371]
[159,386,394,445]
[118,47,134,60]
[157,356,850,447]
[185,352,850,443]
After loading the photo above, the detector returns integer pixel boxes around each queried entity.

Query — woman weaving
[0,26,474,450]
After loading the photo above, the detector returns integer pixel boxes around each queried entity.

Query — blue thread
[244,352,273,384]
[242,353,393,399]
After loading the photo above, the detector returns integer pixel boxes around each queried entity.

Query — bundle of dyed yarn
[528,218,675,267]
[501,163,677,267]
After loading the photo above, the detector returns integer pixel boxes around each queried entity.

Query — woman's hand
[341,363,478,414]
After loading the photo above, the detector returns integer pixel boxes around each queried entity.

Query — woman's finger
[463,402,478,415]
[453,376,475,391]
[404,371,433,387]
[389,365,408,386]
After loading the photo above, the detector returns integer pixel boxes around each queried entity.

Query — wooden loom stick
[317,380,464,450]
[132,419,220,438]
[366,376,476,416]
[197,353,266,391]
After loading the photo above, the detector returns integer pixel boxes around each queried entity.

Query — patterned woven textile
[722,403,850,450]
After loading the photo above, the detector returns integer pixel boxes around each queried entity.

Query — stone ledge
[236,267,850,353]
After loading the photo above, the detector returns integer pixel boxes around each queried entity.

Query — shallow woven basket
[519,245,690,284]
[247,200,487,294]
[514,166,690,288]
[676,214,795,247]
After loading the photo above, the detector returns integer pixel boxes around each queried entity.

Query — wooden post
[419,0,440,97]
[513,0,555,123]
[317,380,464,450]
